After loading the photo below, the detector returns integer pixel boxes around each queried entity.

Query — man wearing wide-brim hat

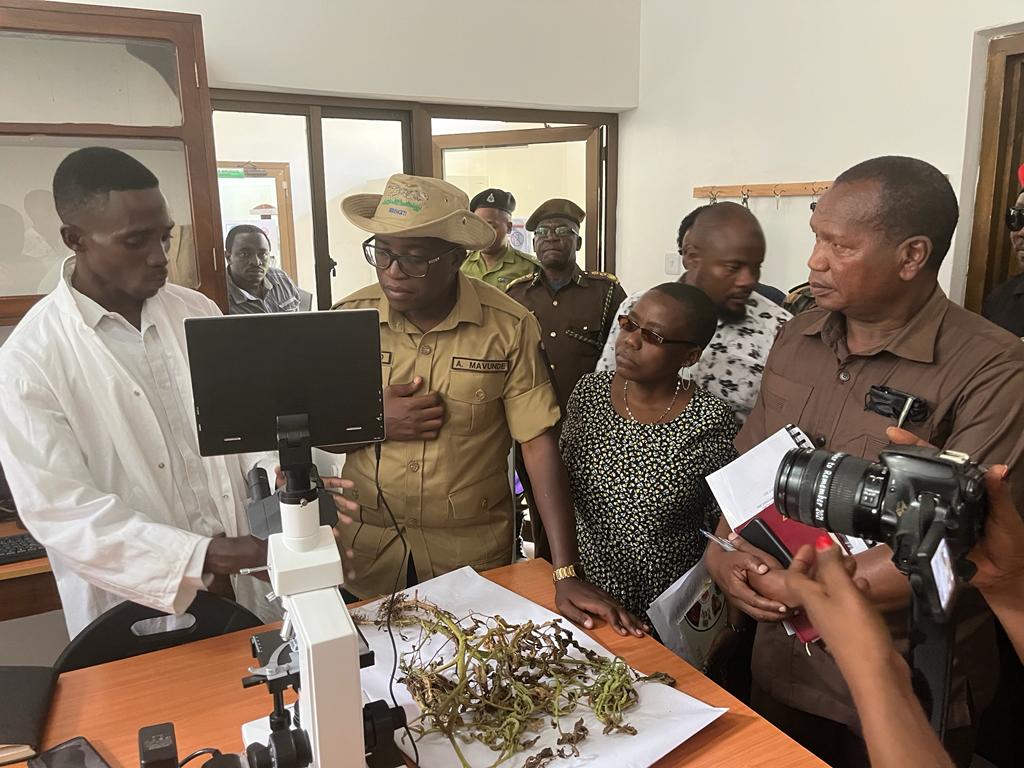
[332,173,644,636]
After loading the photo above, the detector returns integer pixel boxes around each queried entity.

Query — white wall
[70,0,641,111]
[616,0,1024,298]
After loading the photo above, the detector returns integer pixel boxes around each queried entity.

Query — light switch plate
[664,251,682,275]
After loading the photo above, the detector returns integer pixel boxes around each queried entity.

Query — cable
[374,440,420,767]
[178,748,221,767]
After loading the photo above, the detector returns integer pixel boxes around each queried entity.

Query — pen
[896,395,916,430]
[700,528,737,552]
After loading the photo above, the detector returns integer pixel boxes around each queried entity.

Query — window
[209,92,619,305]
[0,1,223,325]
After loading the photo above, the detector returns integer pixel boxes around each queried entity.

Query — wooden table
[31,560,825,767]
[0,521,60,621]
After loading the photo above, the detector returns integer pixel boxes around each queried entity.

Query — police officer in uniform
[333,174,644,637]
[460,188,538,289]
[506,199,626,559]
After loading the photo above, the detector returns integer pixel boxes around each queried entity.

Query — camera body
[775,444,987,621]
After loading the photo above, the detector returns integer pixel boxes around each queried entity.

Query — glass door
[432,123,606,272]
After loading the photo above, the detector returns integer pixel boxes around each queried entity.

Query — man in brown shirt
[505,199,626,558]
[706,156,1024,767]
[334,174,643,636]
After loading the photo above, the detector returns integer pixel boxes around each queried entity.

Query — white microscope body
[263,491,365,767]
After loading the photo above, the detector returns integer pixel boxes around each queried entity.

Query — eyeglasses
[1006,207,1024,233]
[617,315,698,346]
[362,236,460,278]
[534,225,578,239]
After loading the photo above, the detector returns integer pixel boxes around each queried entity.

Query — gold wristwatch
[552,564,578,583]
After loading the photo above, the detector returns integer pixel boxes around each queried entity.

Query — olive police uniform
[462,244,538,289]
[461,188,538,289]
[336,273,561,598]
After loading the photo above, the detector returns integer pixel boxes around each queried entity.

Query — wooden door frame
[432,125,611,273]
[965,33,1024,312]
[0,0,225,322]
[216,161,298,280]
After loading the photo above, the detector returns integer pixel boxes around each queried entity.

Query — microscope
[183,310,405,768]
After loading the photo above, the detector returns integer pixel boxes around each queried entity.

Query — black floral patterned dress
[559,372,739,618]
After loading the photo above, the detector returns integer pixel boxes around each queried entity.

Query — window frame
[0,0,225,324]
[210,90,620,308]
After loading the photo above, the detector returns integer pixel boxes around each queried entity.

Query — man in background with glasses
[332,174,645,637]
[505,199,626,560]
[224,224,300,314]
[982,166,1024,338]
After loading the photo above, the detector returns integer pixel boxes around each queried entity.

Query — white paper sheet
[706,426,807,531]
[356,567,727,768]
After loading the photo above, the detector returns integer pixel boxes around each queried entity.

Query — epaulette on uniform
[587,271,620,283]
[504,273,537,292]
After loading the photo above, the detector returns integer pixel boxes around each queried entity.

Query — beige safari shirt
[335,273,560,598]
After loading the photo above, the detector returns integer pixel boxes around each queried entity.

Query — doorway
[432,121,609,272]
[217,161,298,282]
[965,32,1024,312]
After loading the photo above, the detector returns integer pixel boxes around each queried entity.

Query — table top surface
[31,559,826,768]
[0,520,51,581]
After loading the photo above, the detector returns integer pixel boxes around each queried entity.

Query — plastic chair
[54,591,263,674]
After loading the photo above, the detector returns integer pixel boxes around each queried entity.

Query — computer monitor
[185,310,384,456]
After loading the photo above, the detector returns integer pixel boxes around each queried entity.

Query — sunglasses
[1007,207,1024,233]
[617,315,698,346]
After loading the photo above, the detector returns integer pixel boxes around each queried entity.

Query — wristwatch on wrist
[552,564,579,583]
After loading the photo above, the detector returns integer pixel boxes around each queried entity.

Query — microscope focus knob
[267,728,311,768]
[245,742,272,768]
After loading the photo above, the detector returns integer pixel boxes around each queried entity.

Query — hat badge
[486,193,496,203]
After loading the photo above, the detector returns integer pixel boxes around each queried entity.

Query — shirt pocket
[759,371,813,434]
[446,471,512,522]
[446,372,504,435]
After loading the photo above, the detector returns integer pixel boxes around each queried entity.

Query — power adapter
[139,723,177,768]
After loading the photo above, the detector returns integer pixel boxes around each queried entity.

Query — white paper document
[356,567,727,768]
[705,425,811,531]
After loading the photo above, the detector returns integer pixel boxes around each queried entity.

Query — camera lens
[775,448,886,539]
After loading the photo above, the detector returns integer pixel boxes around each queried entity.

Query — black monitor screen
[185,310,384,456]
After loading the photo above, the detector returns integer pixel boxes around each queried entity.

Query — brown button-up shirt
[736,285,1024,730]
[335,274,561,598]
[505,266,626,412]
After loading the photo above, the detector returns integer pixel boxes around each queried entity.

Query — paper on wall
[356,567,727,768]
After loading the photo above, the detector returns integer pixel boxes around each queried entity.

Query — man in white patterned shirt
[597,203,789,422]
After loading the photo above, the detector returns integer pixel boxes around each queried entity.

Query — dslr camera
[775,444,987,621]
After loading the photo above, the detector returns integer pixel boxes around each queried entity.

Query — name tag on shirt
[451,357,509,373]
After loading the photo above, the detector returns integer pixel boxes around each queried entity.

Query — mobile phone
[739,518,793,567]
[28,737,111,768]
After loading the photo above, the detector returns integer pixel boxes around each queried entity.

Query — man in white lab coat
[0,147,357,638]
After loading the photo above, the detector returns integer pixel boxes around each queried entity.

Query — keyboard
[0,532,46,565]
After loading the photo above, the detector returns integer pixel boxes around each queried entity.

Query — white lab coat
[0,264,277,637]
